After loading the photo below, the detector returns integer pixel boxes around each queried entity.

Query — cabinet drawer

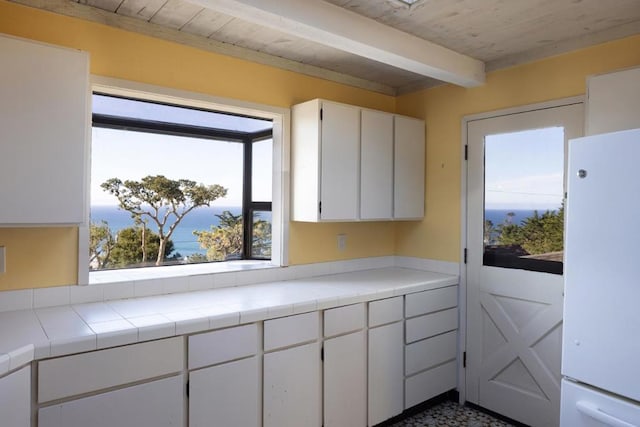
[405,286,457,318]
[189,324,258,370]
[38,337,184,403]
[405,308,458,344]
[264,312,319,351]
[324,303,365,338]
[405,360,457,409]
[39,374,185,427]
[405,331,457,376]
[561,379,640,427]
[369,296,403,327]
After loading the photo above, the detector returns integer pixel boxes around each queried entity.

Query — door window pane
[483,127,565,274]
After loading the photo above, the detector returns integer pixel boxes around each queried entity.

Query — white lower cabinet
[264,342,322,427]
[368,318,404,426]
[39,374,186,427]
[324,303,367,427]
[404,287,459,409]
[37,337,186,427]
[189,357,260,427]
[263,312,321,427]
[27,284,460,427]
[0,366,31,427]
[188,324,260,427]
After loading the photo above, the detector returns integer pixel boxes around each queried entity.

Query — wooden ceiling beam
[185,0,486,87]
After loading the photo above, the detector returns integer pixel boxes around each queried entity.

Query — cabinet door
[0,366,30,427]
[368,321,404,426]
[586,67,640,135]
[361,110,393,220]
[394,116,425,219]
[320,101,360,221]
[264,342,321,427]
[190,357,260,427]
[324,330,367,427]
[39,375,185,427]
[0,35,88,224]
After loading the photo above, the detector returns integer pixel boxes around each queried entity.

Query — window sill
[89,260,278,285]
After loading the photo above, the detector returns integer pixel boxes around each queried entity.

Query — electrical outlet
[337,234,347,251]
[0,246,5,274]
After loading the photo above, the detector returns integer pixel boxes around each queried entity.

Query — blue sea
[91,205,261,257]
[484,208,561,227]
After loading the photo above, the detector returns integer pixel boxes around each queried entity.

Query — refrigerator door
[561,379,640,427]
[563,128,640,402]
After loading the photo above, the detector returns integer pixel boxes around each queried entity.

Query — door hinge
[186,380,190,398]
[319,201,322,214]
[463,351,467,368]
[464,248,467,264]
[320,108,323,120]
[321,346,324,362]
[464,144,468,160]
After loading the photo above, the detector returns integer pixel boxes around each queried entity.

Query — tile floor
[391,400,515,427]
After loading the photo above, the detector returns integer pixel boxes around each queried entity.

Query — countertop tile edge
[0,267,458,372]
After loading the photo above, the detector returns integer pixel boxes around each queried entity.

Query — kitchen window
[85,84,287,280]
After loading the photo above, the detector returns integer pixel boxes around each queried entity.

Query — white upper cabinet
[292,99,360,221]
[586,66,640,136]
[0,34,89,225]
[360,109,393,220]
[320,101,361,221]
[291,98,425,222]
[394,115,425,219]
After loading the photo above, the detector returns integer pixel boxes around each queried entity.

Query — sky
[90,95,273,206]
[484,127,564,210]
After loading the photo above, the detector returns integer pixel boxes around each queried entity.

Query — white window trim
[78,76,290,285]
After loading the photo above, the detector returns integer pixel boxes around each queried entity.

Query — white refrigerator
[561,127,640,426]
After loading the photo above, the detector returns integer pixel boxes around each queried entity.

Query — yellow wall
[0,0,396,290]
[1,0,640,290]
[395,34,640,262]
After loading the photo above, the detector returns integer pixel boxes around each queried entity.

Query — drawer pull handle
[576,401,635,427]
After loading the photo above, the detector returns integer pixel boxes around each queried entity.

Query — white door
[465,101,584,427]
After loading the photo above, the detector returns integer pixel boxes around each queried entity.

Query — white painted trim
[81,75,290,280]
[458,116,469,404]
[459,95,586,404]
[188,0,485,87]
[465,96,585,123]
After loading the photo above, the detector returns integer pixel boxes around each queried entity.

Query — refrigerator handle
[576,401,635,427]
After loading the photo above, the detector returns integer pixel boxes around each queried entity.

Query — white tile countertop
[0,267,457,375]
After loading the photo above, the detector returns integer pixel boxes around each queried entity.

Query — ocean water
[90,205,262,257]
[484,208,561,227]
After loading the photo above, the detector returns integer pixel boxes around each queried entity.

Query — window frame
[78,76,290,284]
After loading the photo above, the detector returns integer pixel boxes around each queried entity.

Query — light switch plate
[0,246,5,274]
[337,234,347,251]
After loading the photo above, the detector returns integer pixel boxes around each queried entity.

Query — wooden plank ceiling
[16,0,640,94]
